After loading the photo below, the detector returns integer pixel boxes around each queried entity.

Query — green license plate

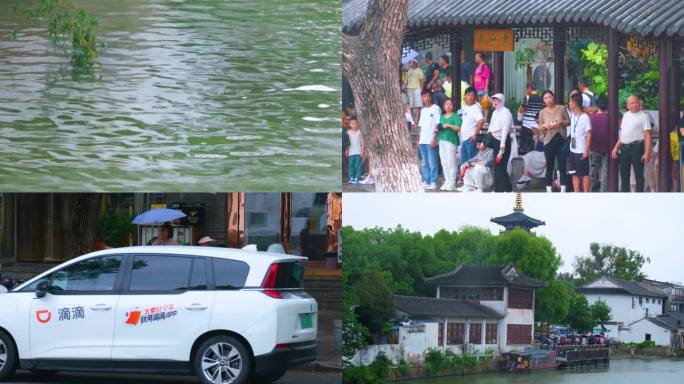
[300,313,313,329]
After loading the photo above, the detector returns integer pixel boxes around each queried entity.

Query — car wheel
[253,369,287,384]
[0,330,17,382]
[194,335,252,384]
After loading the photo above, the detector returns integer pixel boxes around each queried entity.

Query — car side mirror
[36,280,50,299]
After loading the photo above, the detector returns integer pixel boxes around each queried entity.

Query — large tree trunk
[342,0,423,192]
[71,193,102,257]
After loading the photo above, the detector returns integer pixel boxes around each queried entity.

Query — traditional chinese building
[490,193,544,233]
[392,264,547,356]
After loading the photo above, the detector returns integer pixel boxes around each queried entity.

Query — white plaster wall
[621,319,672,346]
[480,299,505,314]
[585,293,662,325]
[425,322,439,350]
[399,324,429,364]
[350,344,402,366]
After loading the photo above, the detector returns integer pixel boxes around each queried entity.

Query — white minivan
[0,246,318,384]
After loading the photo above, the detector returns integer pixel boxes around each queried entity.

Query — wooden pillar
[226,192,245,248]
[493,52,504,94]
[451,33,462,109]
[279,193,291,252]
[607,29,620,192]
[658,38,673,192]
[672,41,681,191]
[553,27,566,105]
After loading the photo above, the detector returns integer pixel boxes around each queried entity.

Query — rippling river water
[0,0,340,191]
[410,358,684,384]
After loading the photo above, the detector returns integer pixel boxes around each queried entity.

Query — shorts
[408,88,423,108]
[566,152,589,177]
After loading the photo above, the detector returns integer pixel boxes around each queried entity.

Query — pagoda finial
[513,192,524,212]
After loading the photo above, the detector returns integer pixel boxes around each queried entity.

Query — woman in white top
[567,93,592,192]
[486,93,513,192]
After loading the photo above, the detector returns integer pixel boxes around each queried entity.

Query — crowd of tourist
[342,49,684,192]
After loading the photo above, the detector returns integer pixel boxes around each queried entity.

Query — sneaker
[429,182,437,190]
[443,184,456,192]
[348,179,355,184]
[360,176,375,185]
[422,182,430,189]
[439,183,449,191]
[463,186,477,192]
[456,185,467,192]
[560,185,567,193]
[546,186,553,193]
[517,175,532,184]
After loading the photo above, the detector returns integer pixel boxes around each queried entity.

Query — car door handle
[90,304,112,311]
[185,304,208,311]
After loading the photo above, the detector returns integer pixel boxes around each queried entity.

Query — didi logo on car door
[35,309,52,324]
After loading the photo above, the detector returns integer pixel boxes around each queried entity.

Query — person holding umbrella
[152,223,177,245]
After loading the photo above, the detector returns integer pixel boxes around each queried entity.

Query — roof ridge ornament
[513,192,524,212]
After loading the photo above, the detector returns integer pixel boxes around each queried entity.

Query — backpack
[583,92,597,108]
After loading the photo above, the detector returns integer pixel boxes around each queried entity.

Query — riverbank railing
[552,344,610,369]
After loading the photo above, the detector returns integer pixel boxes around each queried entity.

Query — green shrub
[370,352,391,380]
[635,340,656,349]
[397,359,410,377]
[424,348,445,374]
[342,353,392,384]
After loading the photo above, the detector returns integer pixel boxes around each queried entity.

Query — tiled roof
[424,264,548,288]
[578,276,666,298]
[342,0,684,37]
[490,211,545,228]
[395,295,504,319]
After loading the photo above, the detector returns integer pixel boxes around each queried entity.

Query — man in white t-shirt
[611,95,652,192]
[459,87,485,164]
[567,93,592,192]
[413,91,441,190]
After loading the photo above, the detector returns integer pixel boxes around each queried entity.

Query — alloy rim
[201,342,242,383]
[0,339,7,371]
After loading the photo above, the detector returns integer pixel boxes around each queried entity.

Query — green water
[0,0,340,191]
[409,358,684,383]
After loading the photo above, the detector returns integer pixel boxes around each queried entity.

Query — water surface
[0,0,341,191]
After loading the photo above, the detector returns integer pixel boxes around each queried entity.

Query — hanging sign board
[474,29,514,52]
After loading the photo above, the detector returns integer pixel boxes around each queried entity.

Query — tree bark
[342,0,423,192]
[71,193,102,257]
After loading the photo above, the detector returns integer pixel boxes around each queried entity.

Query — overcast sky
[343,193,684,283]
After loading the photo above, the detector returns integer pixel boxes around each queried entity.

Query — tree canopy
[342,225,565,332]
[573,242,651,283]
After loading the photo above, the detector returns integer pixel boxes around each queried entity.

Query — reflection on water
[411,358,684,384]
[0,0,340,191]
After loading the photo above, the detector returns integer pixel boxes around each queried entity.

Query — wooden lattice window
[486,324,497,344]
[447,323,465,345]
[508,288,533,309]
[469,323,482,344]
[507,324,532,345]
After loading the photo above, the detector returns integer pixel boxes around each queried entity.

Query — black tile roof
[656,312,684,328]
[395,295,504,319]
[490,211,545,229]
[577,276,667,298]
[424,264,548,288]
[644,316,679,332]
[342,0,684,37]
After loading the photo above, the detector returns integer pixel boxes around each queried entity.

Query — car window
[129,255,192,292]
[273,261,305,288]
[212,258,249,290]
[189,258,207,290]
[49,256,123,292]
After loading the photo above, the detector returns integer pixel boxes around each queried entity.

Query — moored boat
[504,349,560,372]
